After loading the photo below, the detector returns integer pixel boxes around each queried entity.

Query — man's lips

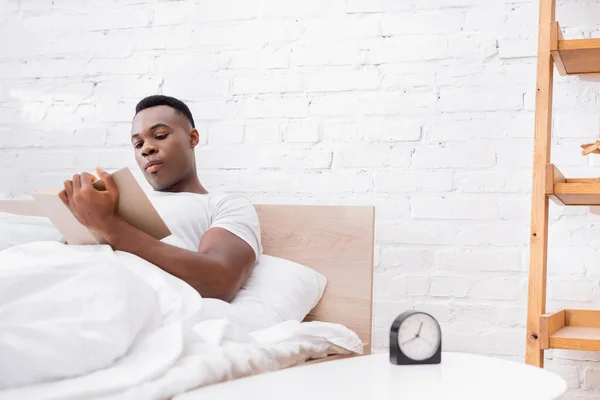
[145,161,163,173]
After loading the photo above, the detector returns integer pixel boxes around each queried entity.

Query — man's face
[131,105,198,191]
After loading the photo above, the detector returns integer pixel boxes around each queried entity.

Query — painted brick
[498,37,537,59]
[337,143,411,167]
[584,367,600,391]
[360,90,437,116]
[377,221,457,245]
[261,0,345,17]
[209,122,245,144]
[187,0,260,22]
[369,37,449,63]
[428,117,513,141]
[309,93,361,116]
[410,196,498,220]
[373,170,453,192]
[182,100,227,121]
[439,87,524,112]
[307,66,380,93]
[430,276,469,298]
[383,276,430,297]
[86,55,155,76]
[291,44,366,67]
[282,120,319,143]
[554,114,600,138]
[455,222,529,247]
[232,72,305,95]
[448,37,498,60]
[548,247,599,276]
[94,76,163,100]
[436,248,522,272]
[464,8,506,32]
[204,145,332,169]
[220,49,290,70]
[454,171,531,193]
[495,139,534,168]
[244,120,280,143]
[468,278,523,300]
[412,143,496,169]
[360,119,422,142]
[379,247,435,271]
[263,19,304,44]
[201,170,295,193]
[20,58,88,78]
[321,120,362,141]
[382,11,462,35]
[544,361,581,389]
[550,281,594,302]
[297,171,371,193]
[238,96,308,119]
[161,75,230,100]
[303,15,380,41]
[498,196,531,220]
[345,0,411,13]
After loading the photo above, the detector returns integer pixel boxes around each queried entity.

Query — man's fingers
[58,189,68,205]
[81,172,94,186]
[82,172,98,183]
[96,167,117,192]
[72,174,81,191]
[63,180,74,197]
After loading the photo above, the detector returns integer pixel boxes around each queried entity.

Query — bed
[254,204,375,361]
[0,202,375,399]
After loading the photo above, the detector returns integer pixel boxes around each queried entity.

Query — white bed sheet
[0,216,363,400]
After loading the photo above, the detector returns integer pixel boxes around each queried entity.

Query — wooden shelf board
[541,309,600,351]
[550,327,600,351]
[551,21,600,75]
[546,164,600,206]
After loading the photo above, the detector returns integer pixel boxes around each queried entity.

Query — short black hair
[135,95,195,128]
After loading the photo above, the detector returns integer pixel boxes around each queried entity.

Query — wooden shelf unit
[546,164,600,206]
[551,22,600,76]
[541,310,600,351]
[526,0,600,370]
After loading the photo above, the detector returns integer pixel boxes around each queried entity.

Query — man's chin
[145,173,165,190]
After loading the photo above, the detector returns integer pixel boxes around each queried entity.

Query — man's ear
[189,129,200,148]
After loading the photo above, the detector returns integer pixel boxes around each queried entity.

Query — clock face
[397,312,441,361]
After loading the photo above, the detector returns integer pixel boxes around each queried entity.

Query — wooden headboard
[253,205,375,354]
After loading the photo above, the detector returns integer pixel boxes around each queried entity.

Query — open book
[0,167,171,245]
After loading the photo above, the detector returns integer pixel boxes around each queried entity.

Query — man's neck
[158,173,208,194]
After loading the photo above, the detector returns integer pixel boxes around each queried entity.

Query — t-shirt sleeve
[210,194,263,259]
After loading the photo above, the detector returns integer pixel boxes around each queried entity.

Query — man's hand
[58,167,120,237]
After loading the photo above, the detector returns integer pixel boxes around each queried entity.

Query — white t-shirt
[147,191,263,259]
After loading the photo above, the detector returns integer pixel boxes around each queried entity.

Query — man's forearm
[100,216,237,300]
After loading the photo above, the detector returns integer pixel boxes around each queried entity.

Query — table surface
[176,352,568,400]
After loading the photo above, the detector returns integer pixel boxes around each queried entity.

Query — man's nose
[142,145,158,157]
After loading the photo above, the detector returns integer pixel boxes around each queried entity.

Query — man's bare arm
[59,169,256,302]
[102,220,256,301]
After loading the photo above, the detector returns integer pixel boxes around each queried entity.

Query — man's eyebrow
[131,123,171,138]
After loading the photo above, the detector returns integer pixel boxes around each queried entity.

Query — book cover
[0,167,171,245]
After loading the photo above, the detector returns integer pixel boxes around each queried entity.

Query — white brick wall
[1,0,600,397]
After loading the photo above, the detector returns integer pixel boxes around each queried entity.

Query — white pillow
[0,213,64,251]
[200,255,327,332]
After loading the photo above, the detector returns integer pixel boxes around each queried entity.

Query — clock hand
[401,337,417,346]
[416,322,423,336]
[419,336,432,346]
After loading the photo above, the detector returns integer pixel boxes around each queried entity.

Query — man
[58,95,261,302]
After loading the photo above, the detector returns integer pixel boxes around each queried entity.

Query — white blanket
[0,222,363,400]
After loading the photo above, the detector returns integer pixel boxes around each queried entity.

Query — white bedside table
[176,352,568,400]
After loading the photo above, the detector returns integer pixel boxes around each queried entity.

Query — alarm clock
[390,310,442,365]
